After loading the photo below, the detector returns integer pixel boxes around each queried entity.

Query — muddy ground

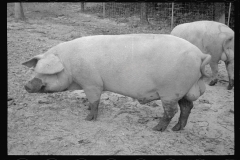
[7,3,234,155]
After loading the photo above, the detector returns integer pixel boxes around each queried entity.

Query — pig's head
[22,53,72,93]
[222,34,234,90]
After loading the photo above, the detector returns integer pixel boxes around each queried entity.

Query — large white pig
[22,34,211,132]
[171,21,234,90]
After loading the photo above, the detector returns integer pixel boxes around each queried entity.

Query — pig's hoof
[227,85,233,90]
[209,79,217,86]
[85,114,94,121]
[227,80,234,90]
[152,124,167,132]
[172,123,182,131]
[152,120,169,132]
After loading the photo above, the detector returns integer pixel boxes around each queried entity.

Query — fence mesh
[10,2,234,31]
[84,2,234,30]
[173,3,214,25]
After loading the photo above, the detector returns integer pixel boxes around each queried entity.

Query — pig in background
[171,20,234,90]
[22,34,211,132]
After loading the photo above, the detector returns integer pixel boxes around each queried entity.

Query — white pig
[171,21,234,90]
[22,34,211,132]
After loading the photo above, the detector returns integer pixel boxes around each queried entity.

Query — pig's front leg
[85,100,100,121]
[84,86,102,121]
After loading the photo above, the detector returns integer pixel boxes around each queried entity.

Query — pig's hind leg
[84,86,103,121]
[172,97,193,131]
[153,99,178,132]
[209,62,218,86]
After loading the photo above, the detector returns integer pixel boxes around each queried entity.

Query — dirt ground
[7,3,234,155]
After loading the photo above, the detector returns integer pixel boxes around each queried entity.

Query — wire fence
[84,2,235,30]
[9,2,235,31]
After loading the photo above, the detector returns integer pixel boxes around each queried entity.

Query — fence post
[227,2,231,26]
[103,3,106,18]
[81,2,84,12]
[171,2,174,30]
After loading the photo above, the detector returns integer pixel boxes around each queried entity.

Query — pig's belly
[104,82,161,104]
[106,88,160,104]
[136,92,160,104]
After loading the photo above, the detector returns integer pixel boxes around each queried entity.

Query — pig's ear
[35,54,64,74]
[22,54,44,68]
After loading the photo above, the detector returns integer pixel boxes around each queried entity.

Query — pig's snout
[24,78,44,93]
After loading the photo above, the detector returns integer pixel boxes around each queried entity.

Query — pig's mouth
[39,85,47,93]
[25,78,46,93]
[25,83,45,93]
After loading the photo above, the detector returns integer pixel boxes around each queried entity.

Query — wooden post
[14,3,26,20]
[140,2,149,25]
[171,2,174,29]
[81,2,84,12]
[103,3,106,18]
[227,3,231,26]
